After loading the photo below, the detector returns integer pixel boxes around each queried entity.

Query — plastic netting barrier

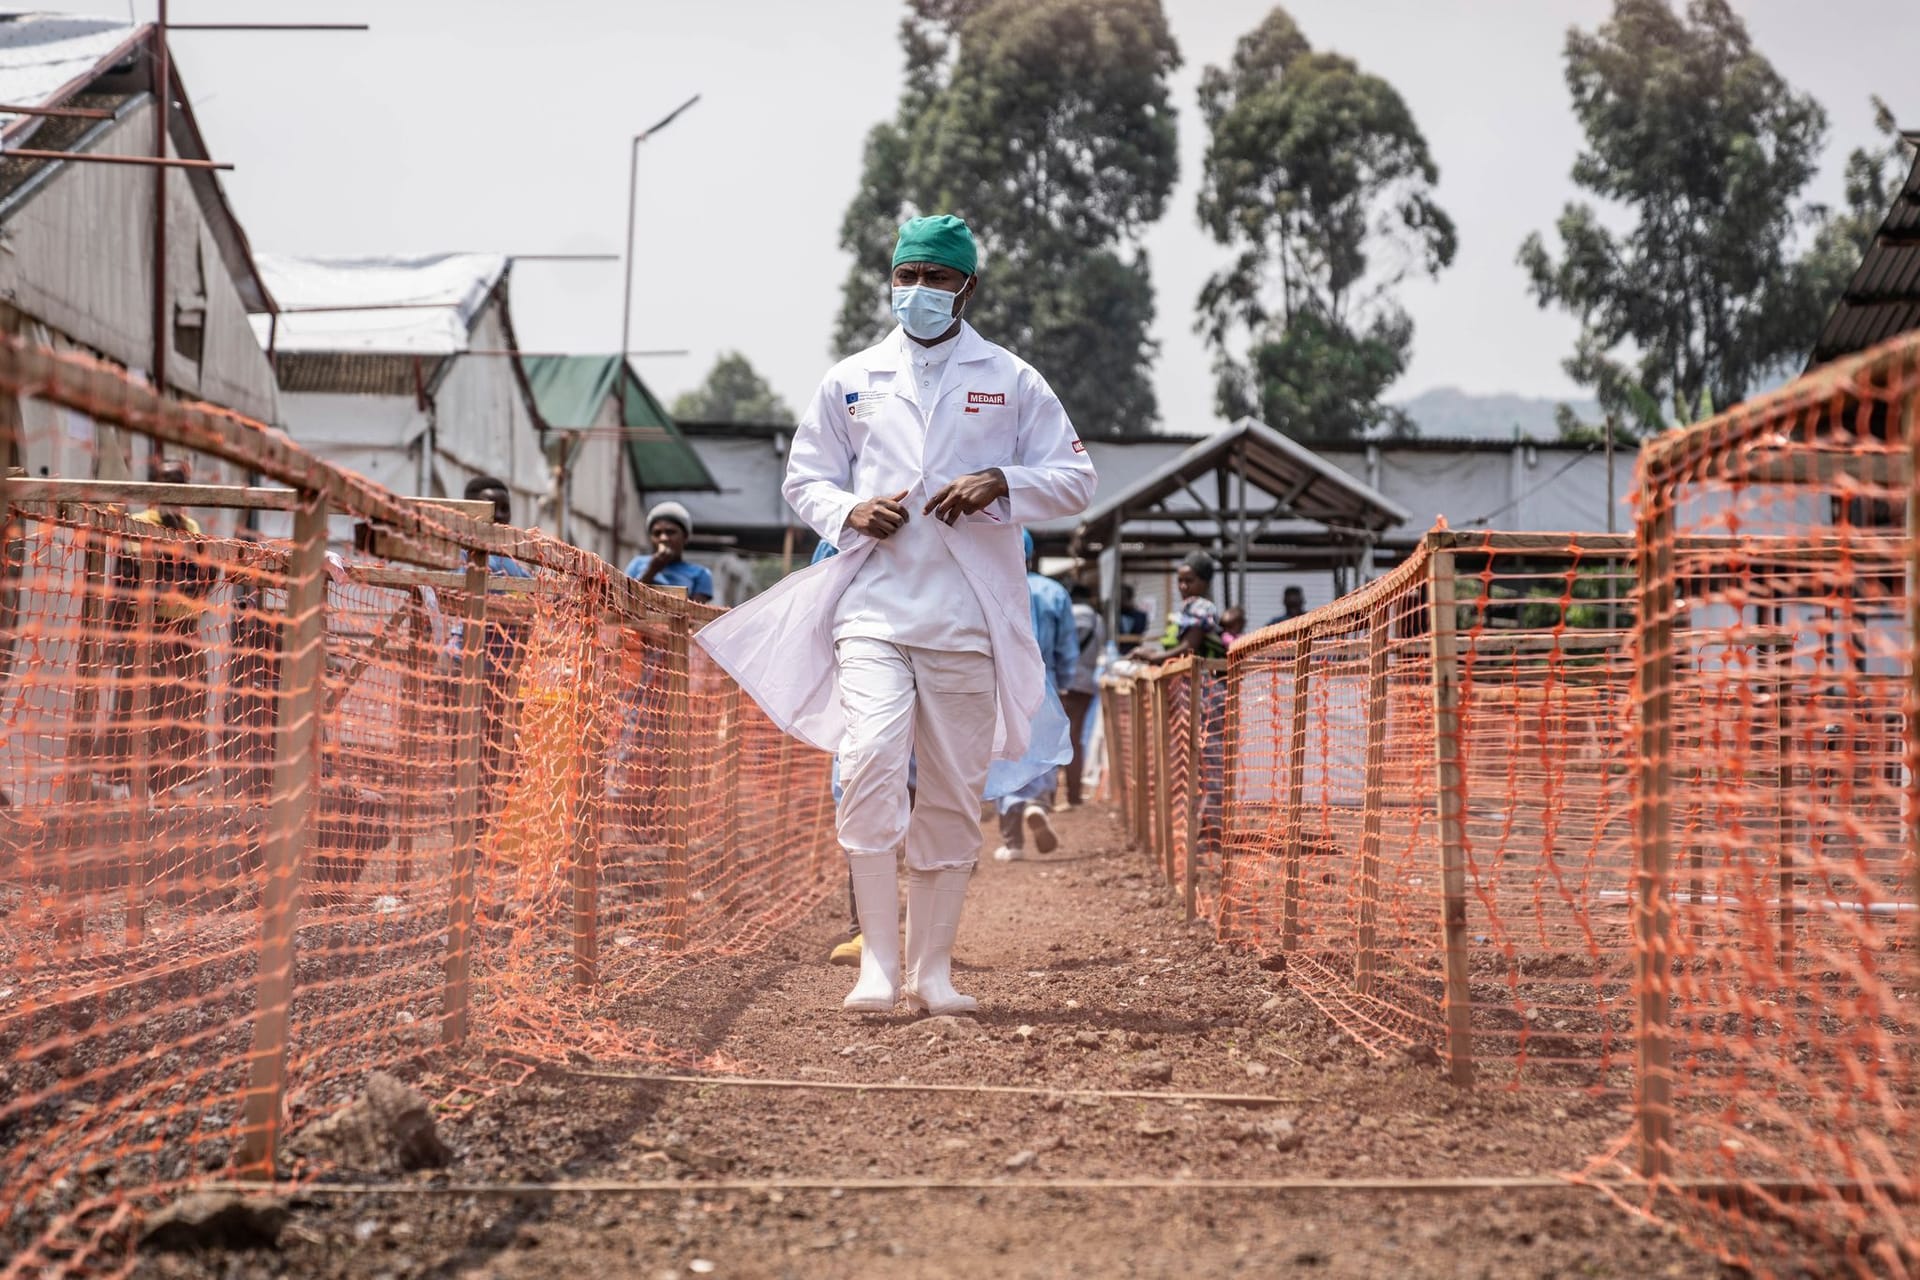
[0,340,837,1273]
[1105,333,1920,1276]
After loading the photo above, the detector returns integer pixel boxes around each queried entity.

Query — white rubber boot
[842,852,901,1013]
[902,866,977,1016]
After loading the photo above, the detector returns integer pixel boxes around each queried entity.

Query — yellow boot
[829,933,864,967]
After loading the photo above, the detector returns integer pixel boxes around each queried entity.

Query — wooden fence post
[1904,389,1919,986]
[719,680,746,917]
[125,551,155,945]
[393,591,427,884]
[1428,548,1475,1087]
[1154,674,1176,887]
[1356,603,1390,995]
[238,492,328,1175]
[55,517,106,944]
[1098,683,1122,813]
[572,594,608,988]
[1131,681,1150,855]
[663,612,694,951]
[1217,659,1244,946]
[1282,635,1314,954]
[441,549,488,1047]
[1633,507,1677,1178]
[1184,664,1207,923]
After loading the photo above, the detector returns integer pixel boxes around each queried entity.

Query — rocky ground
[133,807,1731,1279]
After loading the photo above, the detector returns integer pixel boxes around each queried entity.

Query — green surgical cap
[892,214,978,276]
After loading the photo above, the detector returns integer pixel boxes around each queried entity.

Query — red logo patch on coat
[1072,440,1086,453]
[966,392,1007,406]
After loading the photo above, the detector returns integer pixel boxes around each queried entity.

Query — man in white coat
[697,214,1096,1016]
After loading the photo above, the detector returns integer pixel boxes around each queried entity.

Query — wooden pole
[720,679,746,917]
[393,592,427,884]
[1775,663,1793,973]
[237,492,328,1176]
[1218,659,1243,945]
[1185,664,1206,923]
[572,599,608,988]
[1152,674,1175,887]
[440,550,489,1046]
[662,613,694,951]
[1098,683,1121,812]
[125,551,155,945]
[1904,388,1919,986]
[1428,548,1474,1087]
[56,516,107,943]
[1356,603,1390,995]
[1282,634,1314,954]
[1633,503,1678,1179]
[1131,680,1151,853]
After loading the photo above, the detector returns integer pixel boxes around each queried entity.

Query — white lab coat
[696,323,1097,783]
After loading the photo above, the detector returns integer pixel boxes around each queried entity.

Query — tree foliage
[1798,97,1917,324]
[833,0,1180,436]
[1519,0,1836,438]
[670,352,795,425]
[1195,7,1455,440]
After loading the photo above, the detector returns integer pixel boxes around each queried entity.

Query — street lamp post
[611,93,701,563]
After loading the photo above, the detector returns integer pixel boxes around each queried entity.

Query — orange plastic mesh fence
[1105,333,1920,1277]
[1620,338,1918,1274]
[0,340,837,1272]
[1112,532,1639,1089]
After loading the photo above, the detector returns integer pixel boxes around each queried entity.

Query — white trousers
[835,637,995,872]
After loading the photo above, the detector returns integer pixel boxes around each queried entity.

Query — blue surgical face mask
[891,283,963,340]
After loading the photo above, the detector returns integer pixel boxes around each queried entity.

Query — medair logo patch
[966,392,1007,406]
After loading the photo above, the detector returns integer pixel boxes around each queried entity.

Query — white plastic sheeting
[250,253,510,354]
[0,15,136,142]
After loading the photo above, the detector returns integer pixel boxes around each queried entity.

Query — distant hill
[1393,387,1601,442]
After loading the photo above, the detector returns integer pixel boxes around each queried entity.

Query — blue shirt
[1027,572,1076,694]
[624,554,713,601]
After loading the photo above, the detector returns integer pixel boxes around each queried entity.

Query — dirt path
[139,808,1725,1279]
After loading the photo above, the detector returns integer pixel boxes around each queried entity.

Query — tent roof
[251,253,510,354]
[520,353,718,493]
[1072,417,1409,554]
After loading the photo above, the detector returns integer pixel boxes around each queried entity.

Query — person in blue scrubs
[992,530,1077,861]
[624,501,713,603]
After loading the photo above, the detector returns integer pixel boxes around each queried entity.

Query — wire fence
[0,340,837,1274]
[1104,333,1919,1276]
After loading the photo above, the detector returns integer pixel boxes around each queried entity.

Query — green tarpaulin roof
[520,354,718,492]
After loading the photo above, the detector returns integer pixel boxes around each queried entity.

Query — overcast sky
[32,0,1920,432]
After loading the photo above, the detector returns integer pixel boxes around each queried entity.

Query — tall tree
[670,352,795,425]
[1519,0,1833,438]
[1797,97,1916,321]
[1195,7,1455,440]
[833,0,1180,436]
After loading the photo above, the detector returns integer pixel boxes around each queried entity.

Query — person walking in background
[1118,582,1149,641]
[624,501,713,603]
[992,531,1076,862]
[1265,584,1306,628]
[697,213,1096,1017]
[1060,581,1104,808]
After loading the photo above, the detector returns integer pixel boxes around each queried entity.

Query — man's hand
[923,469,1009,525]
[847,490,912,539]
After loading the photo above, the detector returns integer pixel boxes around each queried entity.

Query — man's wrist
[984,467,1009,499]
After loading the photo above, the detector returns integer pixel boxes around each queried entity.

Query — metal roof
[0,14,272,314]
[252,253,511,355]
[1072,417,1409,554]
[1810,140,1920,366]
[520,354,718,493]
